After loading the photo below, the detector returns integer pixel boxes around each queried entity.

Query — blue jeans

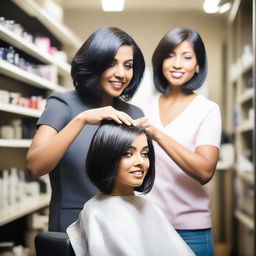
[176,229,214,256]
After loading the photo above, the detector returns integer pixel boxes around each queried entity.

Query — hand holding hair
[78,106,137,126]
[135,117,159,140]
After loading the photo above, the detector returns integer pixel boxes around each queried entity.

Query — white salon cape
[67,194,195,256]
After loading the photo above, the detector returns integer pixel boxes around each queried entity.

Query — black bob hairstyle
[152,27,208,93]
[71,26,145,103]
[86,120,155,194]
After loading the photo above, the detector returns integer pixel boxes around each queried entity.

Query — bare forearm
[154,130,218,184]
[26,116,85,177]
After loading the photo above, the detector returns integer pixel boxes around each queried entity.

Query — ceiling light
[203,0,220,13]
[219,3,232,13]
[101,0,125,12]
[203,0,232,14]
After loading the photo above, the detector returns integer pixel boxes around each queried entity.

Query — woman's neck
[110,192,135,196]
[163,89,193,101]
[101,95,114,106]
[110,187,135,196]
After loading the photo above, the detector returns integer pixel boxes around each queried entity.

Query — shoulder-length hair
[152,27,207,93]
[86,120,155,194]
[71,26,145,104]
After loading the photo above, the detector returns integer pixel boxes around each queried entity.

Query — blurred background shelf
[0,102,42,117]
[0,139,32,148]
[0,194,50,226]
[235,210,254,230]
[0,59,67,92]
[12,0,82,49]
[0,25,71,76]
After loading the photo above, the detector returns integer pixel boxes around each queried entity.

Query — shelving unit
[0,0,80,250]
[0,194,50,226]
[0,138,31,148]
[237,87,253,104]
[235,210,254,230]
[0,25,70,76]
[237,171,254,184]
[0,59,67,92]
[12,0,82,49]
[226,0,254,255]
[236,120,253,133]
[0,102,42,117]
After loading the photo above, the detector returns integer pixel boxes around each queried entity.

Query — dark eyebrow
[170,51,193,55]
[182,51,193,54]
[113,58,133,61]
[124,59,134,62]
[128,145,149,150]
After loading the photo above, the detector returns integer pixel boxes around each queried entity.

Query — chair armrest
[35,232,75,256]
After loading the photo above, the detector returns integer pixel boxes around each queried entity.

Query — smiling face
[162,40,199,89]
[99,45,134,102]
[111,133,150,196]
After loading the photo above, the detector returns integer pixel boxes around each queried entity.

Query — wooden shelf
[237,87,254,104]
[0,139,32,148]
[237,171,254,184]
[230,58,253,83]
[235,210,254,230]
[237,120,254,133]
[0,102,42,117]
[12,0,82,49]
[0,59,67,92]
[0,25,71,77]
[0,194,50,226]
[241,58,253,75]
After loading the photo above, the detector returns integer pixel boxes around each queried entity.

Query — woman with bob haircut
[26,26,145,232]
[67,120,195,256]
[86,121,155,195]
[152,28,207,93]
[135,27,221,255]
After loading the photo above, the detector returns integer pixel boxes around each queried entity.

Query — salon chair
[35,232,75,256]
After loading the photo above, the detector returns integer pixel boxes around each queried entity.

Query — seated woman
[67,121,194,256]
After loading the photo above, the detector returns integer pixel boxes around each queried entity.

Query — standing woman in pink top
[136,27,221,255]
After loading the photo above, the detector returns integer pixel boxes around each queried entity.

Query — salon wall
[64,10,226,107]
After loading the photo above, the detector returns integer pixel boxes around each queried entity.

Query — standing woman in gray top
[25,27,145,232]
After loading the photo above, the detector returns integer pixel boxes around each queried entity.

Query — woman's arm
[137,117,219,184]
[26,106,136,178]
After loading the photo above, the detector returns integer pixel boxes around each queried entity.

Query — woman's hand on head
[78,106,136,126]
[135,117,159,140]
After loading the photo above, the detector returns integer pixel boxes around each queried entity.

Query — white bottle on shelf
[2,169,9,207]
[9,167,19,205]
[11,119,22,139]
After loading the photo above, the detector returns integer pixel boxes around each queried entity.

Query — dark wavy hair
[71,26,145,104]
[86,120,155,194]
[152,27,207,93]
